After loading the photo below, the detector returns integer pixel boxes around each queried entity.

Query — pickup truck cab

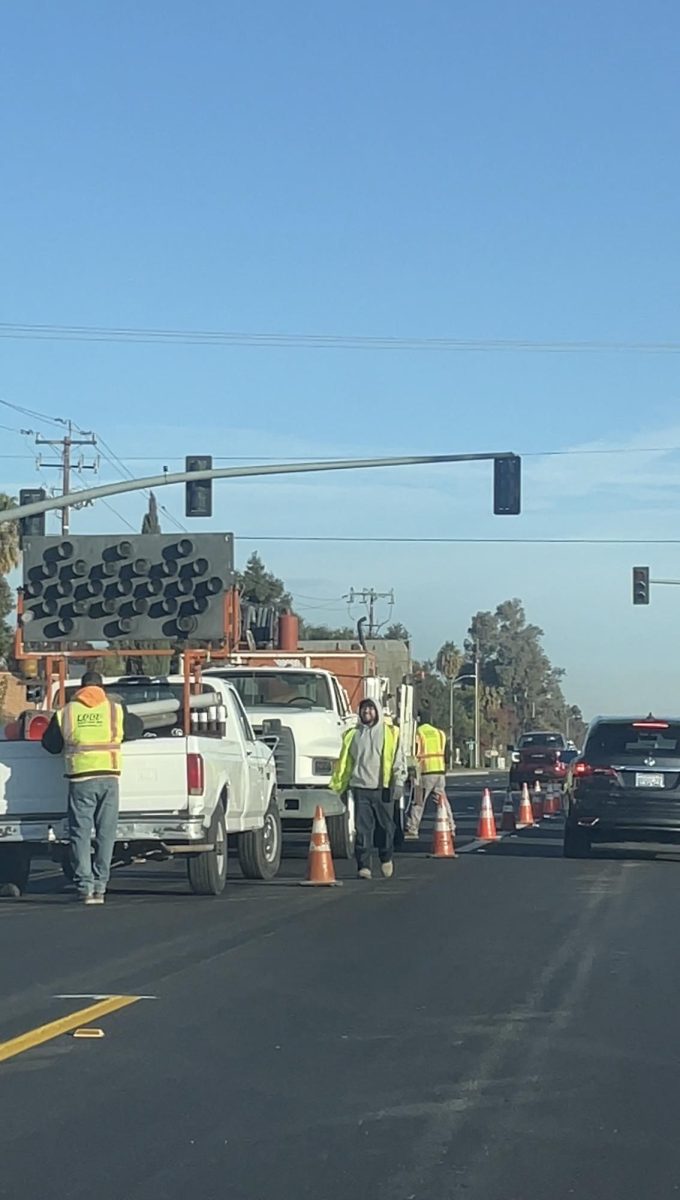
[0,675,281,896]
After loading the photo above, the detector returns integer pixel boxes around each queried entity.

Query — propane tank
[216,705,227,737]
[207,705,218,735]
[279,611,299,652]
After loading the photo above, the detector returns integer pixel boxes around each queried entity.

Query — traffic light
[21,533,233,645]
[185,456,213,518]
[633,566,650,605]
[493,456,521,515]
[18,488,47,541]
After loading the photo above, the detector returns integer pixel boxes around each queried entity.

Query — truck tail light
[187,753,205,796]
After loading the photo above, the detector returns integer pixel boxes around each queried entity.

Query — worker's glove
[391,783,404,803]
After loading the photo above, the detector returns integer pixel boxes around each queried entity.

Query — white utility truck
[0,675,281,895]
[204,664,415,858]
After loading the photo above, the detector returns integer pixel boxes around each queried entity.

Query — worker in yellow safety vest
[405,713,455,840]
[42,670,142,904]
[330,698,405,880]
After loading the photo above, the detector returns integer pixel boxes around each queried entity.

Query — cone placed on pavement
[532,781,544,822]
[544,783,560,817]
[500,789,517,833]
[300,805,342,887]
[428,794,456,858]
[476,787,498,840]
[518,783,534,826]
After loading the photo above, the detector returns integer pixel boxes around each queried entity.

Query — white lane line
[54,993,157,1000]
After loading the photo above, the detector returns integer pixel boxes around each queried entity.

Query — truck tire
[327,798,356,860]
[0,845,32,893]
[187,806,228,895]
[237,795,282,881]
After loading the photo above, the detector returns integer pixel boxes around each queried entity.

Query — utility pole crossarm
[0,451,519,524]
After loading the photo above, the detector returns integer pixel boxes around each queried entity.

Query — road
[2,771,680,1198]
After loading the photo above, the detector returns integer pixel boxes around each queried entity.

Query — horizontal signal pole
[0,451,518,524]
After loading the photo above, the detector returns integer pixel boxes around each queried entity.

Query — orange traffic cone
[500,790,517,833]
[518,783,534,826]
[544,783,559,817]
[300,806,343,887]
[476,788,498,840]
[429,794,456,858]
[532,781,544,822]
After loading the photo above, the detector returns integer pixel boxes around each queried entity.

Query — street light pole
[474,648,480,769]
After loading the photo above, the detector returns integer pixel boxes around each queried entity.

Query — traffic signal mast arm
[0,451,521,524]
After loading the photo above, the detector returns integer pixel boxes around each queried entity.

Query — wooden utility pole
[34,422,98,535]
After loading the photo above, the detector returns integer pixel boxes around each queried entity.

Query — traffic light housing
[185,456,213,518]
[493,456,521,515]
[18,488,47,541]
[21,533,233,645]
[633,566,650,605]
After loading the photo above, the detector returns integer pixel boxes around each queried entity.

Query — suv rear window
[518,733,565,749]
[586,722,680,759]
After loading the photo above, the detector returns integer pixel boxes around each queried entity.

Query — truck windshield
[225,671,332,710]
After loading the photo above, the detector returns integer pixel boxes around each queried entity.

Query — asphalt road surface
[3,771,680,1198]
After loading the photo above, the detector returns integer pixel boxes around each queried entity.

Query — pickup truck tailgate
[0,739,190,818]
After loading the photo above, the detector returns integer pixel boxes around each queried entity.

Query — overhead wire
[1,321,680,354]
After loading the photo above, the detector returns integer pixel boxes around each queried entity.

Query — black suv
[564,715,680,857]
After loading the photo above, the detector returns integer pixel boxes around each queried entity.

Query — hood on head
[74,686,108,708]
[359,698,383,727]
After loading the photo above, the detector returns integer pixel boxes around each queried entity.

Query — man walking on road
[405,713,455,840]
[330,698,404,880]
[42,670,142,904]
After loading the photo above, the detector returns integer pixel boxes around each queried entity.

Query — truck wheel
[187,806,228,895]
[237,795,282,881]
[563,823,591,859]
[327,798,356,860]
[0,846,32,893]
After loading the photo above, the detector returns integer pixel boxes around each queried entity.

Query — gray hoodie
[349,699,386,789]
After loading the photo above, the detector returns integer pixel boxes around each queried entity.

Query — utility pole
[34,421,98,535]
[473,645,481,770]
[344,587,395,637]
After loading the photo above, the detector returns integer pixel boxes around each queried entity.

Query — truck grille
[257,725,295,786]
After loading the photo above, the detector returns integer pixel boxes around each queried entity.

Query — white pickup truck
[0,675,281,896]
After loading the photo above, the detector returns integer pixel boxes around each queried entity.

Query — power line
[237,535,680,545]
[3,444,680,463]
[0,396,67,429]
[1,321,680,354]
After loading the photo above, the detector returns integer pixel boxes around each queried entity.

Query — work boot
[358,868,372,880]
[381,861,394,879]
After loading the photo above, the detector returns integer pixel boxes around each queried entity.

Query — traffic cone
[532,781,544,822]
[518,783,534,827]
[300,806,342,887]
[476,788,498,840]
[429,795,456,858]
[500,789,517,833]
[545,783,559,817]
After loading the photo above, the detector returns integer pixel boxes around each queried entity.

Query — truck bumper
[277,787,345,823]
[0,815,207,845]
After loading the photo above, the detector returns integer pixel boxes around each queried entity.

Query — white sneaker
[381,861,394,879]
[404,831,419,841]
[358,868,372,880]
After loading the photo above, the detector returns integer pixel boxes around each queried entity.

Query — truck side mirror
[262,718,282,737]
[506,744,515,752]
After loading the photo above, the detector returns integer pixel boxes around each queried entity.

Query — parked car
[508,731,568,789]
[563,715,680,857]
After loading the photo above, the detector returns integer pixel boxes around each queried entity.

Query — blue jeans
[68,777,120,896]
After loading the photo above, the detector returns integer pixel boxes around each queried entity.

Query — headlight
[313,758,333,775]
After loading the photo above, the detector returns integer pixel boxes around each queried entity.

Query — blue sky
[2,0,680,717]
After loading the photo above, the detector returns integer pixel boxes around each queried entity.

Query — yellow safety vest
[416,724,446,774]
[57,698,124,778]
[330,724,400,794]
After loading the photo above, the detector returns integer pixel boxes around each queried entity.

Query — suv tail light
[574,762,616,779]
[187,752,205,796]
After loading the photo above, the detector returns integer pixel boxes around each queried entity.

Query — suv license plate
[636,772,665,789]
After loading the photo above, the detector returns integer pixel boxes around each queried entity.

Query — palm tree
[436,641,463,680]
[0,494,20,575]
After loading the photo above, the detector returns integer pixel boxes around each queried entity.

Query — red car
[509,731,568,789]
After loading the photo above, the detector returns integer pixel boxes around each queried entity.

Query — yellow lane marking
[0,995,140,1064]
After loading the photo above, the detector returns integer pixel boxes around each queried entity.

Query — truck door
[230,691,266,812]
[331,676,356,733]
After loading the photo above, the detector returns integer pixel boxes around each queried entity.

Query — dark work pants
[353,787,395,871]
